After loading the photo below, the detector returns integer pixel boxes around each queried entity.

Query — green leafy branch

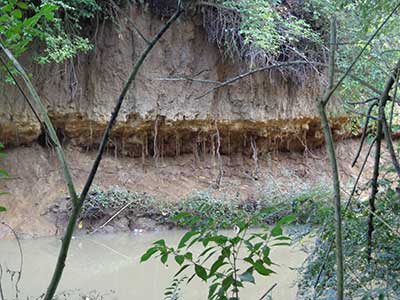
[141,210,296,300]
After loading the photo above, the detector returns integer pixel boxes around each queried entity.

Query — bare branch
[258,283,277,300]
[149,76,221,85]
[351,102,378,167]
[195,61,310,100]
[345,97,378,106]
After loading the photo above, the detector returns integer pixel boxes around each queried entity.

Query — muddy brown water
[0,230,308,299]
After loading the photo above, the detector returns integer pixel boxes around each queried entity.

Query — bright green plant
[0,0,115,71]
[141,208,296,300]
[224,0,321,56]
[0,1,57,58]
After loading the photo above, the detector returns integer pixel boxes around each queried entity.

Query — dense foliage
[0,0,92,64]
[199,0,326,82]
[0,0,132,69]
[299,173,400,299]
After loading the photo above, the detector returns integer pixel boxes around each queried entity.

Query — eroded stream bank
[0,138,372,239]
[0,230,307,300]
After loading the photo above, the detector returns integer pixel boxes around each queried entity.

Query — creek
[0,230,308,299]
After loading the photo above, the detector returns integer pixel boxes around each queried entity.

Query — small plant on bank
[70,185,332,233]
[141,207,296,300]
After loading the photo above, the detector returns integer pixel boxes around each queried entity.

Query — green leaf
[222,274,234,290]
[175,264,190,277]
[208,282,219,299]
[277,215,296,225]
[140,246,158,262]
[0,169,10,178]
[210,256,226,276]
[259,207,274,214]
[174,255,185,265]
[171,212,191,222]
[229,236,241,245]
[271,225,282,237]
[184,252,193,261]
[199,246,216,258]
[12,9,22,19]
[239,271,255,283]
[160,253,168,264]
[202,250,217,264]
[207,235,228,245]
[16,2,29,9]
[178,230,199,249]
[262,247,270,260]
[243,256,254,265]
[221,247,231,258]
[272,242,291,246]
[0,206,6,212]
[254,260,274,276]
[274,236,291,241]
[195,264,208,281]
[153,239,166,247]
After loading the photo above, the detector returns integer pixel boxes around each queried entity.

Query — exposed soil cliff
[0,7,352,238]
[0,6,346,153]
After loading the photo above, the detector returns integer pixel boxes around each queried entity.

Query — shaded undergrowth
[52,182,333,233]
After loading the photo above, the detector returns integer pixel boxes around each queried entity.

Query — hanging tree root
[214,121,223,188]
[202,134,207,161]
[153,115,161,166]
[250,136,260,179]
[193,134,201,167]
[141,133,146,171]
[210,131,216,165]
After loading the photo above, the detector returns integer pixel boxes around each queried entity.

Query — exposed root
[250,136,260,179]
[214,121,223,188]
[193,135,200,167]
[153,115,161,166]
[201,135,207,161]
[141,134,146,171]
[161,135,165,164]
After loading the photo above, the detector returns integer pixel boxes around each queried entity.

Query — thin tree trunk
[367,128,381,261]
[380,61,400,178]
[318,17,344,300]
